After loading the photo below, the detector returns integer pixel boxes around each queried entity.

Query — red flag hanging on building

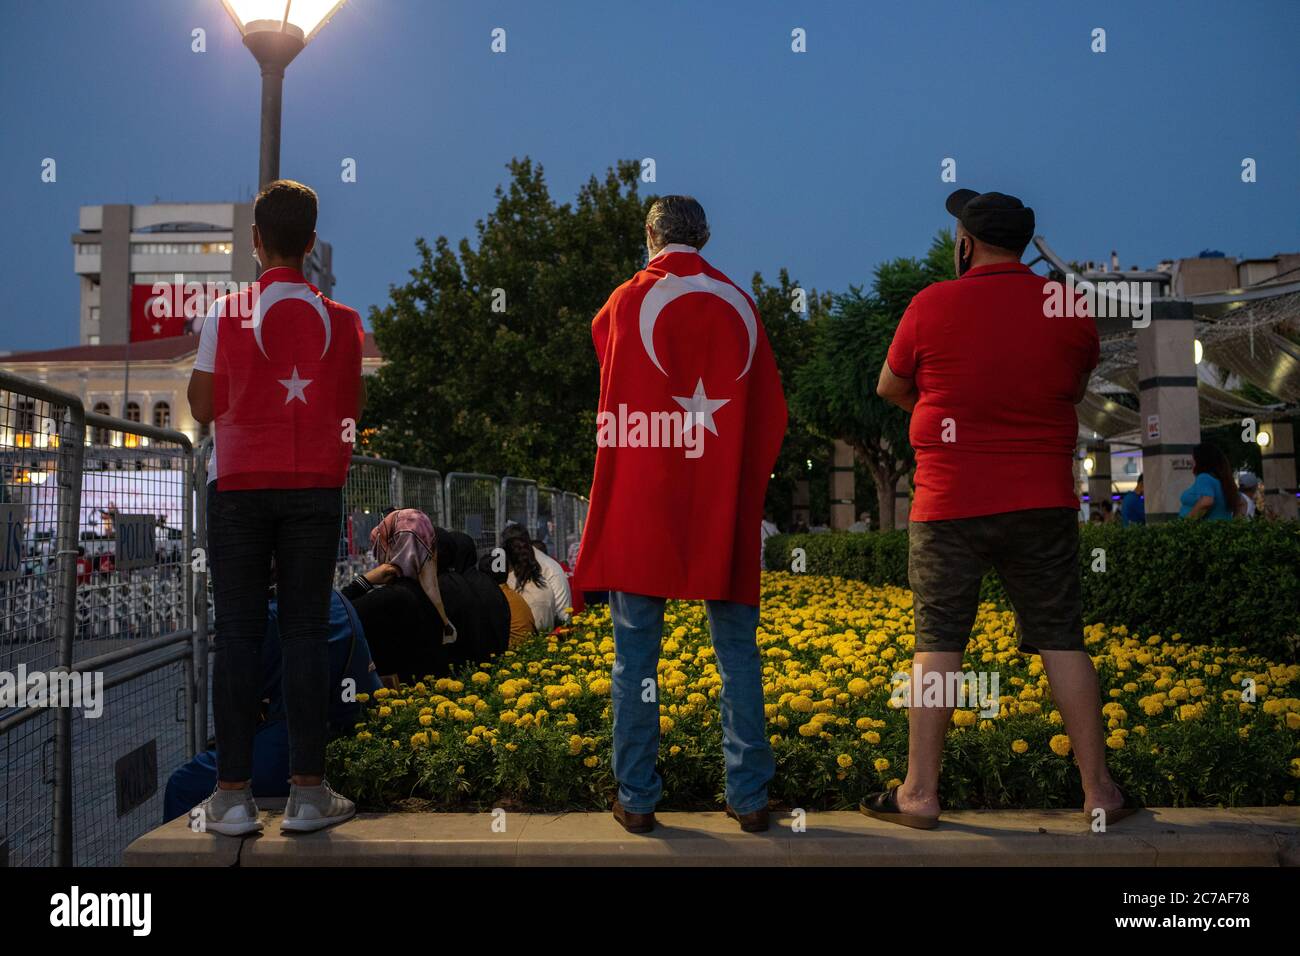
[130,284,191,341]
[211,268,363,491]
[574,248,787,605]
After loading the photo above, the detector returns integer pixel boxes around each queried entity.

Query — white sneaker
[281,780,356,833]
[192,787,264,837]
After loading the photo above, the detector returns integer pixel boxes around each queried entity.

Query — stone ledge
[124,807,1300,867]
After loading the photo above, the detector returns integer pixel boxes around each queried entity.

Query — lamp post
[221,1,346,189]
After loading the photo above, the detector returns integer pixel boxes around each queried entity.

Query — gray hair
[646,195,710,250]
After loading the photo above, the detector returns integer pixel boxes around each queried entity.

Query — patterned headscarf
[370,509,456,644]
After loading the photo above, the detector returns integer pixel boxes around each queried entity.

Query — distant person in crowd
[1237,471,1259,518]
[479,552,537,648]
[760,510,781,568]
[1120,475,1145,526]
[164,589,380,822]
[186,179,364,836]
[847,511,872,533]
[872,188,1134,830]
[454,530,510,658]
[342,509,456,684]
[432,527,488,668]
[574,195,787,834]
[502,524,571,624]
[1178,443,1242,521]
[504,535,556,632]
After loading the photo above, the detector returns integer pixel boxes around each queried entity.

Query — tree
[749,269,831,527]
[362,158,648,491]
[791,231,955,529]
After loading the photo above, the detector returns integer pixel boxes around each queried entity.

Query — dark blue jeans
[208,484,342,782]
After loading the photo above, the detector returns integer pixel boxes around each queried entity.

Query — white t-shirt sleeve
[192,299,222,373]
[536,549,571,623]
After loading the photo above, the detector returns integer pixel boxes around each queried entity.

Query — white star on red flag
[673,378,729,436]
[278,366,312,404]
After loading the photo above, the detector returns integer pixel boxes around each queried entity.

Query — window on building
[89,306,100,323]
[88,335,100,346]
[91,402,111,445]
[153,401,171,428]
[125,402,141,423]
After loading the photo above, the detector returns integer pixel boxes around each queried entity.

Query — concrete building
[73,201,334,346]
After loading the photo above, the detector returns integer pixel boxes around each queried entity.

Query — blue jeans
[609,591,772,814]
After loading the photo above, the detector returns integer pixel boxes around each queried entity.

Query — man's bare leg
[894,651,961,817]
[1039,649,1124,815]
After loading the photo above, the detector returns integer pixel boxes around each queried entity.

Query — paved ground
[126,806,1300,867]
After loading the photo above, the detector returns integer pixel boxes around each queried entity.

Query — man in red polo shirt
[187,180,364,836]
[864,189,1134,830]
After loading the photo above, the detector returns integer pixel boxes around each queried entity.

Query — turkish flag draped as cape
[574,249,787,606]
[212,268,363,491]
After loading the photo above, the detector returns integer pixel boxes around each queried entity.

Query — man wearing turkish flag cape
[574,197,787,834]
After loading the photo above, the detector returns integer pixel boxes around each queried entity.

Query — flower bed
[327,573,1300,811]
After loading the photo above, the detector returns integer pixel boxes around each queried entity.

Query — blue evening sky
[1,0,1296,352]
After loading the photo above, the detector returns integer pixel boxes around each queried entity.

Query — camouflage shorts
[907,507,1084,654]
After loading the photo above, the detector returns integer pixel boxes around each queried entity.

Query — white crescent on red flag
[574,249,787,605]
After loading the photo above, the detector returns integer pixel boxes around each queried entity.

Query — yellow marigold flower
[1106,735,1125,750]
[356,693,370,703]
[356,731,372,741]
[377,706,392,718]
[1050,734,1072,757]
[669,745,682,756]
[659,716,674,733]
[873,758,890,772]
[951,710,977,728]
[569,735,583,756]
[1012,739,1029,754]
[471,671,490,684]
[505,742,517,752]
[419,714,433,727]
[837,754,853,769]
[583,755,599,768]
[498,710,518,724]
[847,678,870,697]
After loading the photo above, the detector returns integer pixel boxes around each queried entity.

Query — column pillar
[791,480,810,530]
[1136,298,1200,522]
[1086,440,1112,518]
[894,474,911,529]
[1260,420,1298,519]
[829,440,855,530]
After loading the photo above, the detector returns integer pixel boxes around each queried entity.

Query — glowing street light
[1193,338,1204,364]
[221,1,347,188]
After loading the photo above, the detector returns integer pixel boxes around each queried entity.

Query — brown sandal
[859,785,939,830]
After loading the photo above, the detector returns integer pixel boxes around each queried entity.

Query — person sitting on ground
[343,509,456,684]
[502,523,571,624]
[1178,443,1243,521]
[163,588,381,822]
[846,511,872,533]
[478,551,537,648]
[450,530,511,658]
[504,534,555,632]
[429,526,486,669]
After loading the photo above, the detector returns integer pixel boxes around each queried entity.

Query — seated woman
[343,509,456,684]
[504,534,555,632]
[1178,443,1243,521]
[433,526,488,670]
[452,531,511,657]
[479,551,536,648]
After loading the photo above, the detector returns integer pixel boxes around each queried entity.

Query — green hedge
[765,521,1300,659]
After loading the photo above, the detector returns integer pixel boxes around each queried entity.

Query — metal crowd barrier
[0,368,590,867]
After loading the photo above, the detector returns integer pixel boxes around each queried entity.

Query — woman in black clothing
[453,531,511,658]
[434,527,486,669]
[341,509,455,684]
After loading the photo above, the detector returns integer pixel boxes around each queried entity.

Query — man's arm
[187,371,214,424]
[877,362,918,413]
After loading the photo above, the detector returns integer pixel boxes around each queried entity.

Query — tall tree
[749,269,831,526]
[791,231,955,529]
[362,158,648,491]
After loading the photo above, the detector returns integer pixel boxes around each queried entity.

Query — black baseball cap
[946,189,1036,252]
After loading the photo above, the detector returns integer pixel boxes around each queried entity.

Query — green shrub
[765,521,1300,659]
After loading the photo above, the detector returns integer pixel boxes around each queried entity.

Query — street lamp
[221,1,346,188]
